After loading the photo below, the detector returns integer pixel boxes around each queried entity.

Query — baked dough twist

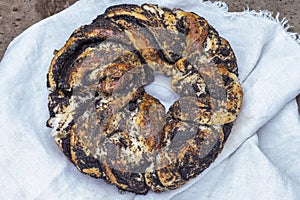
[47,4,243,194]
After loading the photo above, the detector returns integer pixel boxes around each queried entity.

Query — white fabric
[0,0,300,199]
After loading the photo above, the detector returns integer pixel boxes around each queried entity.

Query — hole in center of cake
[145,72,180,111]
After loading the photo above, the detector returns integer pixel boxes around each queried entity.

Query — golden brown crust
[46,3,243,194]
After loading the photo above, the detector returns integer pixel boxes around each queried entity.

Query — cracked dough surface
[47,4,243,194]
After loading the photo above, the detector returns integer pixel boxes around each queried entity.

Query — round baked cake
[46,4,243,194]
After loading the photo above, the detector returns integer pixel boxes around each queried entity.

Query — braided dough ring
[47,4,243,194]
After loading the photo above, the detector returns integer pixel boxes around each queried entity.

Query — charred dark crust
[179,138,222,180]
[112,169,148,194]
[222,122,234,142]
[61,135,72,160]
[107,14,176,65]
[71,146,106,178]
[47,3,242,195]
